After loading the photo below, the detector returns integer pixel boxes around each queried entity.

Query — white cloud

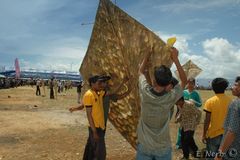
[17,37,86,72]
[19,57,82,72]
[31,37,87,59]
[189,38,240,79]
[3,36,87,72]
[202,38,239,62]
[156,31,240,79]
[1,0,239,80]
[0,0,95,72]
[200,38,240,78]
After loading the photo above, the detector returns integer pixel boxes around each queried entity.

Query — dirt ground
[0,86,213,160]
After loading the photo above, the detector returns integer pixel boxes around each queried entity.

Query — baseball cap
[88,75,100,84]
[98,75,111,82]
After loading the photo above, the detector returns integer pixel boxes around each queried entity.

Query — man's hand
[69,104,84,113]
[69,107,76,113]
[138,45,154,75]
[93,131,99,142]
[170,47,179,62]
[175,115,180,123]
[202,134,207,144]
[78,104,84,110]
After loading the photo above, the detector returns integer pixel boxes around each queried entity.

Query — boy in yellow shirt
[202,78,232,159]
[82,75,106,160]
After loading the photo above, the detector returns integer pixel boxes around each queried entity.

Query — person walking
[53,79,58,99]
[49,78,54,99]
[41,79,46,97]
[36,79,41,96]
[77,81,83,104]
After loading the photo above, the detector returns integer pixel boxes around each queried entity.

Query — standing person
[30,78,34,88]
[36,79,41,96]
[64,81,68,93]
[176,77,202,149]
[202,78,232,159]
[215,76,240,160]
[183,78,202,107]
[49,78,54,99]
[82,75,106,160]
[69,75,132,124]
[136,47,187,160]
[61,81,64,92]
[41,79,46,97]
[69,81,84,112]
[175,97,201,159]
[58,80,61,93]
[77,81,83,104]
[53,79,58,99]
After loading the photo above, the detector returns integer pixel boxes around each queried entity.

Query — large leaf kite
[80,0,175,149]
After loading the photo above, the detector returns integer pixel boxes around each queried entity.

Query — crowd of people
[0,77,76,94]
[69,46,240,160]
[34,78,76,99]
[0,77,26,89]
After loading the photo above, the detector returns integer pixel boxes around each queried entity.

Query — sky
[0,0,240,79]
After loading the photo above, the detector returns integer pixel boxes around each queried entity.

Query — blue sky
[0,0,240,79]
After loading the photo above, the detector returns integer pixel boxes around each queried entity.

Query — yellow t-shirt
[83,89,105,130]
[204,94,232,138]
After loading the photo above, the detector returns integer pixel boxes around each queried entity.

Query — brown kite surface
[80,0,175,149]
